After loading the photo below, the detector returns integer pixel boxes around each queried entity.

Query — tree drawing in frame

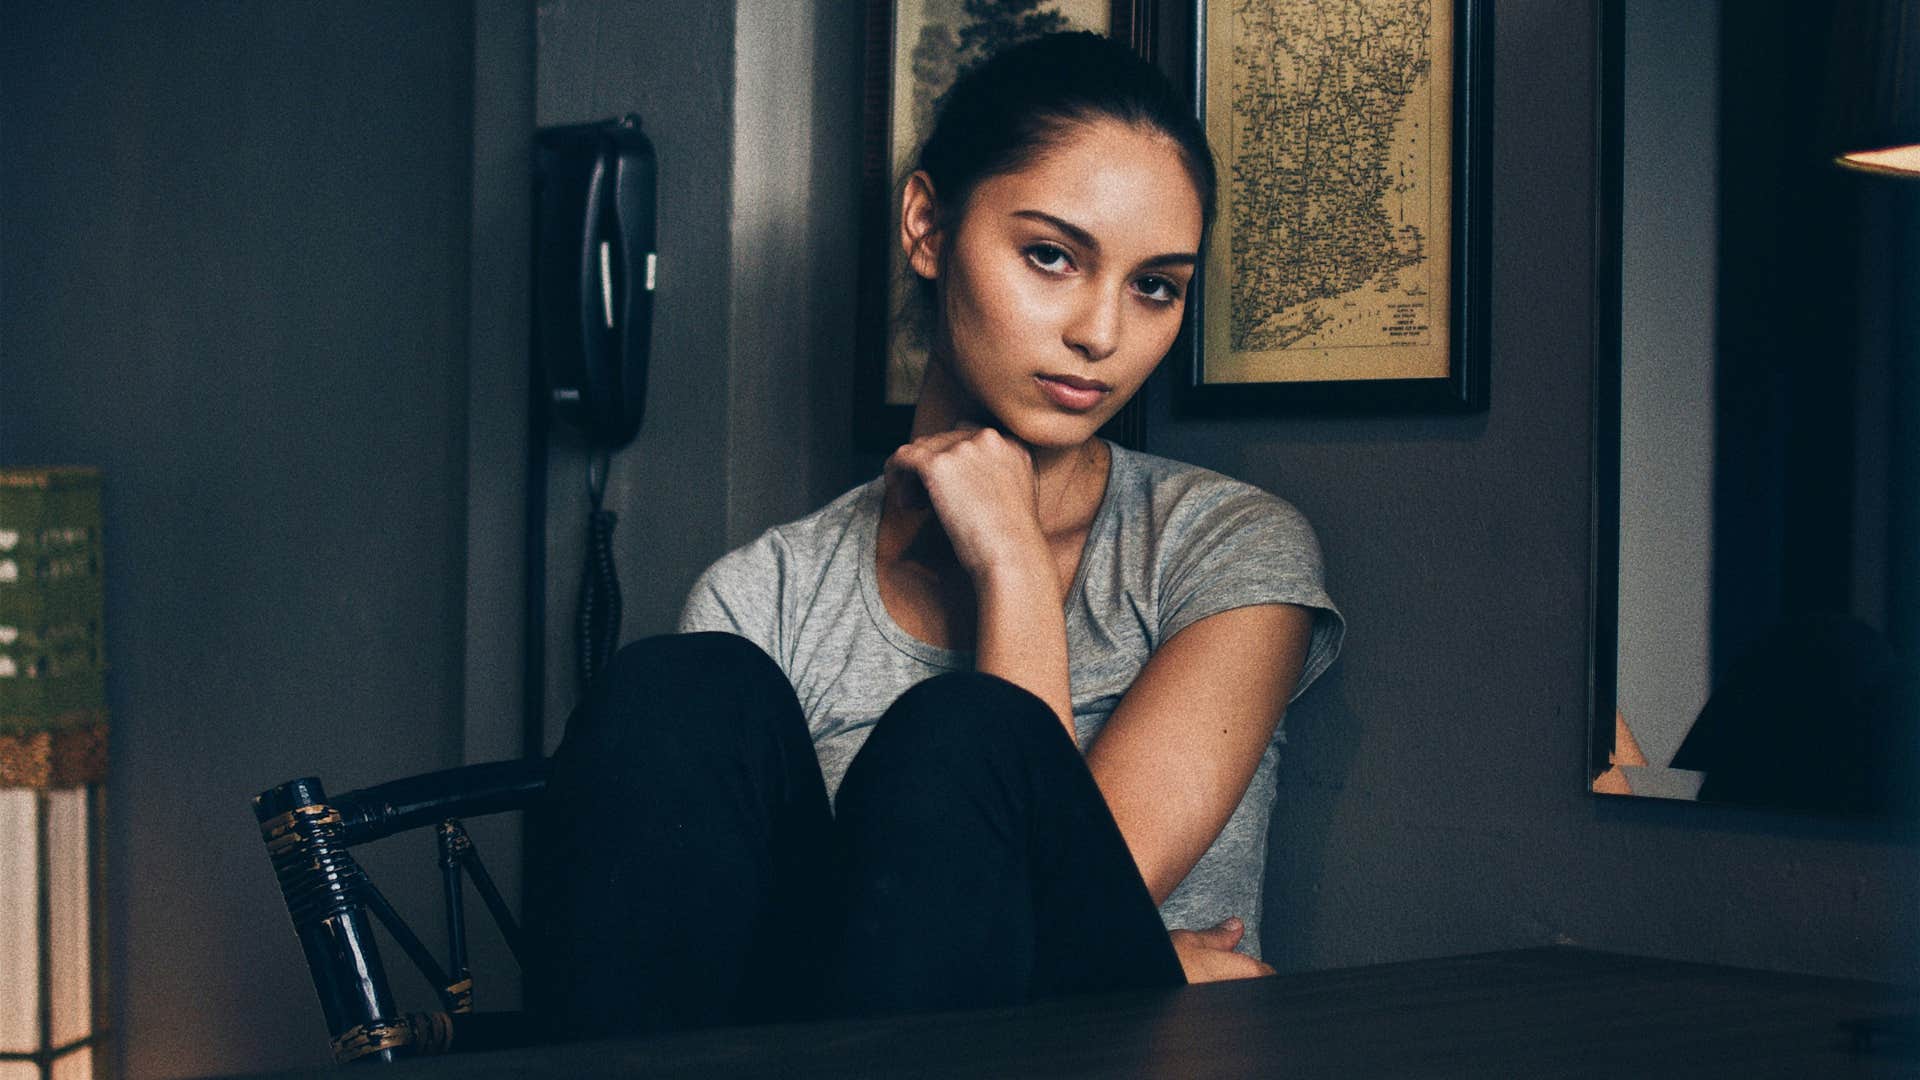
[885,0,1113,406]
[1202,0,1454,387]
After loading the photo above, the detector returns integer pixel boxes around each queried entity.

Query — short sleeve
[677,530,790,667]
[1157,487,1345,701]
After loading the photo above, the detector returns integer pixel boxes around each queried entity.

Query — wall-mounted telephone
[527,114,659,720]
[533,114,657,450]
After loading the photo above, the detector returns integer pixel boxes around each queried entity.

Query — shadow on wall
[1259,663,1362,974]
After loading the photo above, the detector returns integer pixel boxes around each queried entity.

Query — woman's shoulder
[707,477,883,575]
[1105,445,1344,689]
[1105,442,1314,540]
[772,476,884,544]
[679,478,882,637]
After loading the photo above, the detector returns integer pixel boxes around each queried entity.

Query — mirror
[1591,0,1920,813]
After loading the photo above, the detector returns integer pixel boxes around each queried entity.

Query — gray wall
[533,0,737,717]
[2,1,859,1072]
[0,3,524,1076]
[531,0,858,742]
[726,3,861,548]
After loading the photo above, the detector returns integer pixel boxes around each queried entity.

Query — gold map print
[1203,0,1452,384]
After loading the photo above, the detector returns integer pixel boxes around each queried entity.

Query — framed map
[855,1,1151,449]
[1179,0,1491,413]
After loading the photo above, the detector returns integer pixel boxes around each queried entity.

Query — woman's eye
[1024,243,1073,273]
[1135,275,1182,304]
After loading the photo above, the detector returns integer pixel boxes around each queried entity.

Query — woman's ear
[899,171,943,281]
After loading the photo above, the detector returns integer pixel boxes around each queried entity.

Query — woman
[529,31,1344,1038]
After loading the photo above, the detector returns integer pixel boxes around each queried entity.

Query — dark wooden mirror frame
[1588,0,1625,792]
[1586,0,1920,815]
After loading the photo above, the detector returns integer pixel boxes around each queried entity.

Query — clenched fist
[884,425,1050,585]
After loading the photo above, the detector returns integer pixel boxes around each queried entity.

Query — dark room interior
[2,1,1916,1076]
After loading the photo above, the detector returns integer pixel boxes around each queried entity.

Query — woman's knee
[560,631,797,760]
[834,672,1078,854]
[604,631,784,698]
[859,671,1067,773]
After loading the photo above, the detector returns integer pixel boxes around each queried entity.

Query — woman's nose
[1062,286,1122,363]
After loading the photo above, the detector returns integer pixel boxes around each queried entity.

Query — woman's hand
[1168,918,1275,984]
[883,425,1051,585]
[886,424,1074,730]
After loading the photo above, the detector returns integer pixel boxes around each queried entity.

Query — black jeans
[525,632,1184,1038]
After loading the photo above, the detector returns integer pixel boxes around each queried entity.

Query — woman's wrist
[968,543,1057,599]
[972,558,1073,730]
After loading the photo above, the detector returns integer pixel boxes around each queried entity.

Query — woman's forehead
[967,121,1204,250]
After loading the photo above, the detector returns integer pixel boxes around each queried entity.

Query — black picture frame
[1174,0,1492,416]
[854,0,1156,451]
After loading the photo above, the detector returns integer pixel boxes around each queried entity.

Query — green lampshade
[0,466,107,793]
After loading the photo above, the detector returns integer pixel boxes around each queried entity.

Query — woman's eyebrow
[1011,209,1198,268]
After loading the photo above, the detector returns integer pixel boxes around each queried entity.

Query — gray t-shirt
[678,440,1344,958]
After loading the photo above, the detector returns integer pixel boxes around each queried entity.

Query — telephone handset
[530,114,658,695]
[533,113,657,450]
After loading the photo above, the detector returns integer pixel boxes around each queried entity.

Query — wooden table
[230,947,1919,1078]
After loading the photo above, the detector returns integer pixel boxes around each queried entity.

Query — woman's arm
[972,559,1074,731]
[885,426,1076,731]
[1085,602,1313,906]
[891,430,1321,980]
[1091,602,1312,983]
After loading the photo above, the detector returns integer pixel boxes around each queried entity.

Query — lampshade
[0,468,108,1080]
[1829,0,1920,176]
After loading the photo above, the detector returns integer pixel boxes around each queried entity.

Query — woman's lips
[1035,374,1110,412]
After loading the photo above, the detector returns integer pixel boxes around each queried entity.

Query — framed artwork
[1177,0,1491,414]
[856,1,1154,450]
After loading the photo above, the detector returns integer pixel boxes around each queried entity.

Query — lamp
[0,468,108,1080]
[1829,0,1920,176]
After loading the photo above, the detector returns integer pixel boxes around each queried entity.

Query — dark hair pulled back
[913,31,1217,237]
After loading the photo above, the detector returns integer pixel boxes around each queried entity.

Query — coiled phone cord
[575,449,623,693]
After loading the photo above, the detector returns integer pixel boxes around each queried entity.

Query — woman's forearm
[972,559,1074,735]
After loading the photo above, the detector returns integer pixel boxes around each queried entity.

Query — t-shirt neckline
[857,438,1125,668]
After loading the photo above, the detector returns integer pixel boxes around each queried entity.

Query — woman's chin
[997,407,1111,450]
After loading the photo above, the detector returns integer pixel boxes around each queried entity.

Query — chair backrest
[252,758,547,1064]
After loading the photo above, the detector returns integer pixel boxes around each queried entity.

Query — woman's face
[909,118,1205,449]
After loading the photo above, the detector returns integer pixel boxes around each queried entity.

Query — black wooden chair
[251,758,548,1064]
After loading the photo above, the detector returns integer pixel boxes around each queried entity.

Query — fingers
[884,466,930,510]
[1167,919,1275,984]
[1210,952,1274,979]
[1173,943,1271,983]
[882,425,1045,575]
[897,426,980,459]
[884,429,974,492]
[883,430,970,509]
[884,426,1031,501]
[1193,916,1245,951]
[893,423,1016,462]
